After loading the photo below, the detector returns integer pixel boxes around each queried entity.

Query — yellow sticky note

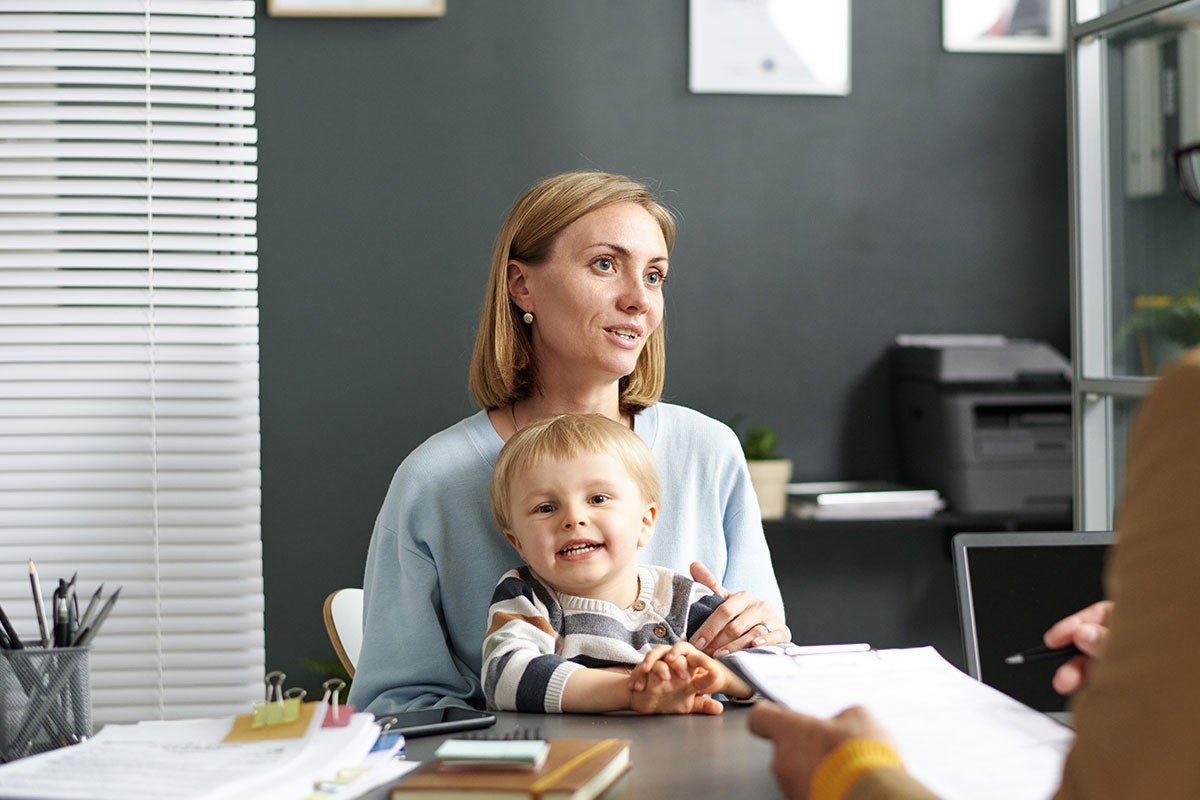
[224,700,318,742]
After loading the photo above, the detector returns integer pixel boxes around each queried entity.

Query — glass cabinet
[1070,0,1200,529]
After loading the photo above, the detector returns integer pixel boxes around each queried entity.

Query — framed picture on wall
[689,0,851,96]
[267,0,444,17]
[943,0,1065,53]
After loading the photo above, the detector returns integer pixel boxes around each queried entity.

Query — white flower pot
[747,458,793,521]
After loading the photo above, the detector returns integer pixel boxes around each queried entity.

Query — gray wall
[255,1,1070,687]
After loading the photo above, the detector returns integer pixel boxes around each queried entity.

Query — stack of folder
[0,700,413,800]
[787,481,945,520]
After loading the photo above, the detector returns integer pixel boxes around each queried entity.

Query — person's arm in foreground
[747,701,939,800]
[1053,349,1200,799]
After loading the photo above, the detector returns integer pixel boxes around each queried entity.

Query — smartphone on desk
[382,707,497,739]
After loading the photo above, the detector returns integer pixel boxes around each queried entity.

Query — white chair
[322,587,364,677]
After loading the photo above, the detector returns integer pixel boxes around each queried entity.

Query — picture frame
[689,0,851,96]
[943,0,1065,54]
[266,0,444,17]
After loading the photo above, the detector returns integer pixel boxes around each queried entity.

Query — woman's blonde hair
[489,413,661,532]
[468,170,677,413]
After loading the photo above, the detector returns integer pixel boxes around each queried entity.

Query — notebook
[390,737,630,800]
[952,530,1114,716]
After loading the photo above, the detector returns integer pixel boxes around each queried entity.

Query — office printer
[891,335,1072,515]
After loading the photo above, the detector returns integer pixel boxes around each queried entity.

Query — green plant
[300,656,353,700]
[1122,289,1200,349]
[1120,287,1200,374]
[742,424,781,461]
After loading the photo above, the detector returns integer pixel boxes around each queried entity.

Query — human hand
[629,641,752,699]
[628,643,725,715]
[1043,599,1113,695]
[689,562,791,656]
[748,701,894,800]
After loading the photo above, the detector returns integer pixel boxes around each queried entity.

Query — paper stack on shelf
[787,481,945,520]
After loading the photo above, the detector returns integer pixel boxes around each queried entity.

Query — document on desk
[0,707,414,800]
[724,645,1074,800]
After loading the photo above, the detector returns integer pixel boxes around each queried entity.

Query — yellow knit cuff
[810,738,905,800]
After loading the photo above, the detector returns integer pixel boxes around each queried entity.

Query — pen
[28,559,50,648]
[1004,643,1083,665]
[53,579,69,647]
[0,602,22,649]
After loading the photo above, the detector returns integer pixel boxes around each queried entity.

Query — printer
[891,335,1072,515]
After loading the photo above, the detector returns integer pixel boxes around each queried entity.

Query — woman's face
[510,201,669,390]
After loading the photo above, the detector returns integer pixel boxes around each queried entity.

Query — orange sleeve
[810,739,905,800]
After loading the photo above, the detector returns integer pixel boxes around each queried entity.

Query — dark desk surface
[376,706,784,800]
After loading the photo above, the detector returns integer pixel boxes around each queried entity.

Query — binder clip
[321,678,354,727]
[252,671,305,728]
[370,715,405,754]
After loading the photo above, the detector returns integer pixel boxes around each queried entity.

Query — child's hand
[627,642,752,714]
[630,641,753,701]
[629,643,723,715]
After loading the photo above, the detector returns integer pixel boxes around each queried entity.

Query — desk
[377,706,783,800]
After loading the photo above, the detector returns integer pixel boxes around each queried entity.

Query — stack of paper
[787,481,945,520]
[0,703,415,800]
[723,645,1073,800]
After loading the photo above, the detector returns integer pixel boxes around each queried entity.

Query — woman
[348,171,789,714]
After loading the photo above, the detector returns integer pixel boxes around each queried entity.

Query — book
[391,737,631,800]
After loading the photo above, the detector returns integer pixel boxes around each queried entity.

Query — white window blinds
[0,0,262,724]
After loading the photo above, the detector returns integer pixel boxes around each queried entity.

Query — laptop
[952,530,1114,717]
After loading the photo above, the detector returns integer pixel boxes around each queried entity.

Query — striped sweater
[481,564,724,713]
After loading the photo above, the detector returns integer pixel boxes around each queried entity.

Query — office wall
[255,2,1070,685]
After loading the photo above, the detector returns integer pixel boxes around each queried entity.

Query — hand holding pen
[1011,599,1113,696]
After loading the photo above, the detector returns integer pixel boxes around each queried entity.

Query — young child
[481,412,754,714]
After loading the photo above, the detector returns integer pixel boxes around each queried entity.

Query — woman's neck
[516,386,623,427]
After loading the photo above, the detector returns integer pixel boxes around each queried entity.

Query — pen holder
[0,646,92,762]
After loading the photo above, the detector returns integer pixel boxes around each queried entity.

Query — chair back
[323,587,364,677]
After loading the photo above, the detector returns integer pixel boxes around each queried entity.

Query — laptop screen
[952,531,1114,714]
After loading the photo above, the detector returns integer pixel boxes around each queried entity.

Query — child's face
[503,450,657,606]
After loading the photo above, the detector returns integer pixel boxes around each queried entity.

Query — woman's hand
[748,701,894,800]
[689,562,791,655]
[1043,599,1113,695]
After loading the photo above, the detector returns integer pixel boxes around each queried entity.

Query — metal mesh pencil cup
[0,646,92,762]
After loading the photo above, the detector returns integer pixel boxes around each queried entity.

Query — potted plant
[741,424,793,521]
[1122,288,1200,374]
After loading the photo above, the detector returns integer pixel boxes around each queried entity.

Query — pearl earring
[522,312,534,324]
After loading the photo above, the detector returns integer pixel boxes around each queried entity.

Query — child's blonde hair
[490,413,661,532]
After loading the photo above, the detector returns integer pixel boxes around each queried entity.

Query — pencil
[28,559,50,648]
[1004,643,1083,665]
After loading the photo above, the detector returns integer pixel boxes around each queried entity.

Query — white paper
[725,646,1074,800]
[0,707,408,800]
